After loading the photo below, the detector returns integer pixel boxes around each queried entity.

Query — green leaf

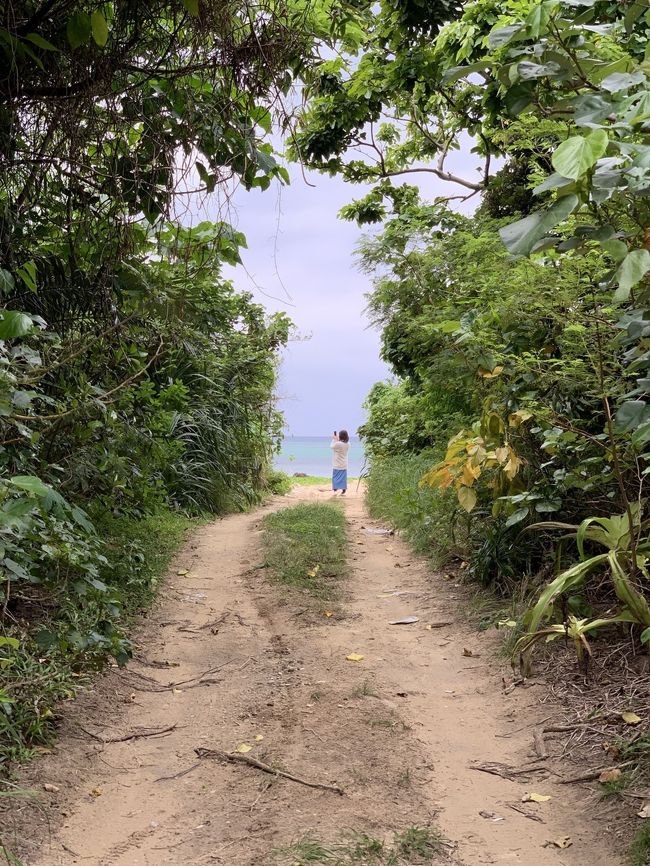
[8,475,51,497]
[0,636,19,650]
[518,60,562,80]
[500,194,579,257]
[0,310,33,339]
[614,249,650,302]
[90,11,109,47]
[601,71,646,93]
[505,508,528,527]
[533,172,574,195]
[641,626,650,644]
[526,1,558,38]
[615,400,650,433]
[66,12,91,49]
[182,0,200,15]
[24,32,59,51]
[551,131,608,180]
[457,486,477,512]
[625,1,646,32]
[0,268,15,294]
[603,239,628,262]
[16,260,37,292]
[488,24,523,48]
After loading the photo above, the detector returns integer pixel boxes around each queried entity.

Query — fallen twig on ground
[195,748,344,795]
[79,724,177,744]
[506,802,545,823]
[559,761,635,785]
[470,761,550,781]
[154,762,202,783]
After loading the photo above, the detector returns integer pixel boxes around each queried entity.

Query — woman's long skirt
[332,468,347,491]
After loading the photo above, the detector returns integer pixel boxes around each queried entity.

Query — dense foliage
[292,0,650,673]
[0,0,338,767]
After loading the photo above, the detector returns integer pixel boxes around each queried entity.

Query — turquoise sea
[274,436,366,477]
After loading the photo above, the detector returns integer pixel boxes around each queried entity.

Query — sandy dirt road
[6,485,622,865]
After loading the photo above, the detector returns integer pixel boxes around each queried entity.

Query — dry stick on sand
[470,761,551,781]
[560,760,635,784]
[195,748,344,795]
[79,724,177,744]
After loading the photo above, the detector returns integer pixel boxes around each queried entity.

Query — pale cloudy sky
[201,143,481,437]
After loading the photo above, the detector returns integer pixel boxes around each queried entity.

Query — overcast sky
[195,143,482,437]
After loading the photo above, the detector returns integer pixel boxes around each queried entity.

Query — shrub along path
[5,486,621,865]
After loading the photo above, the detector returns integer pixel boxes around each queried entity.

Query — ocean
[274,436,366,477]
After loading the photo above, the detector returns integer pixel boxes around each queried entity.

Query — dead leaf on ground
[389,616,419,625]
[599,768,622,784]
[90,788,103,798]
[637,803,650,819]
[176,569,189,576]
[346,653,364,662]
[254,734,264,742]
[545,837,572,849]
[323,611,333,618]
[522,792,551,803]
[307,565,320,578]
[463,648,481,657]
[622,712,642,725]
[43,783,60,793]
[236,743,253,753]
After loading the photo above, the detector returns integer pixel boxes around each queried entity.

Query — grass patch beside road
[262,503,348,600]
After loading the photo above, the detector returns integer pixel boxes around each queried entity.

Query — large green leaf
[8,476,51,497]
[614,249,650,302]
[90,11,109,47]
[66,12,91,49]
[615,399,650,433]
[551,131,608,180]
[499,194,579,256]
[0,310,33,339]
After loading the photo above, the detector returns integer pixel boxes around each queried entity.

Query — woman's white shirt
[330,439,350,469]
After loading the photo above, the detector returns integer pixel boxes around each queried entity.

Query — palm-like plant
[514,509,650,674]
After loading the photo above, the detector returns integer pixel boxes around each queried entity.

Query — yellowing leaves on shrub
[479,365,504,379]
[622,711,642,725]
[346,653,364,662]
[522,792,551,803]
[236,743,253,753]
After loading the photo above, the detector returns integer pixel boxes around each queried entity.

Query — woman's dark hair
[338,429,349,443]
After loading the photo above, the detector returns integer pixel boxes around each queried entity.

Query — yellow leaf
[176,569,188,575]
[346,653,364,662]
[479,365,504,379]
[323,610,333,617]
[172,688,183,695]
[495,446,509,464]
[254,734,264,742]
[509,409,533,428]
[457,485,477,513]
[307,564,320,578]
[236,743,253,753]
[90,788,103,797]
[522,792,551,803]
[622,712,642,725]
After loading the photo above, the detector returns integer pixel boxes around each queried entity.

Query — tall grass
[365,452,466,564]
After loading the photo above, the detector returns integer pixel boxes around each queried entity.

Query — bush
[264,470,293,496]
[365,452,467,564]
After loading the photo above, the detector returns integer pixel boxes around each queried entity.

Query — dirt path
[7,485,622,865]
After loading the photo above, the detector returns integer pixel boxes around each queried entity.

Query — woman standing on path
[331,430,350,495]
